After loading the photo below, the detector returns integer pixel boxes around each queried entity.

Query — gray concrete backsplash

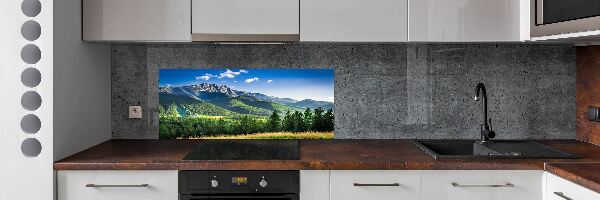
[111,43,576,139]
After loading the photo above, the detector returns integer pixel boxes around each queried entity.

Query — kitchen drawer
[57,170,178,200]
[545,172,600,200]
[330,170,420,200]
[421,170,543,200]
[300,170,330,200]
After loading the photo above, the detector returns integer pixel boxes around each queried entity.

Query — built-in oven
[532,0,600,37]
[179,171,299,200]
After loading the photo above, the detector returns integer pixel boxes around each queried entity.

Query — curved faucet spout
[474,83,487,126]
[474,83,494,142]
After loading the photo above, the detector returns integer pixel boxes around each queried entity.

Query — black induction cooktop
[183,140,300,160]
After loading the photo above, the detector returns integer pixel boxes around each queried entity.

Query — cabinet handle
[85,184,149,188]
[451,182,514,188]
[553,192,573,200]
[353,183,400,187]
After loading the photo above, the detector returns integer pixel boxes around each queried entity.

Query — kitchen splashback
[158,68,334,139]
[112,43,576,139]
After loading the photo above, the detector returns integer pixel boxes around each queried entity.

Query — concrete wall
[112,43,575,139]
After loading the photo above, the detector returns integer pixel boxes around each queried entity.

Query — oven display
[232,177,248,186]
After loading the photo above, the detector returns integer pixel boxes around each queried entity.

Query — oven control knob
[211,180,219,188]
[259,179,268,188]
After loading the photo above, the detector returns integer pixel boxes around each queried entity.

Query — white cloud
[245,77,259,83]
[196,73,214,81]
[266,80,273,83]
[166,84,172,87]
[239,69,249,73]
[218,69,247,79]
[233,81,238,83]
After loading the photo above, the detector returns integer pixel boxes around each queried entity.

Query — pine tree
[292,111,304,132]
[312,107,325,131]
[268,111,281,132]
[166,104,180,118]
[303,108,313,131]
[282,111,294,131]
[324,109,334,131]
[158,105,166,118]
[238,115,252,134]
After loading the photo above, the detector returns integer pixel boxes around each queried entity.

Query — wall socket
[588,106,600,122]
[129,106,142,119]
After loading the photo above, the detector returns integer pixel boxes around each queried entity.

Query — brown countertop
[545,162,600,194]
[54,139,600,170]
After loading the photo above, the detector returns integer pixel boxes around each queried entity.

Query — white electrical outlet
[129,106,142,119]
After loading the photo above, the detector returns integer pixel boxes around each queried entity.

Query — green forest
[159,104,334,139]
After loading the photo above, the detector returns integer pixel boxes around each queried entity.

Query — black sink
[412,140,578,160]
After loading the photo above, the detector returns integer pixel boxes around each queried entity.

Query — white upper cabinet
[300,0,408,42]
[409,0,530,42]
[191,0,300,41]
[83,0,191,42]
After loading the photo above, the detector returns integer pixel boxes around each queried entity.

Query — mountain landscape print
[159,69,334,139]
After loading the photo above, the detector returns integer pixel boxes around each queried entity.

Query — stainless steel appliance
[179,171,299,200]
[532,0,600,37]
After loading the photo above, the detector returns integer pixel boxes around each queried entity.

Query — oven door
[532,0,600,37]
[180,194,299,200]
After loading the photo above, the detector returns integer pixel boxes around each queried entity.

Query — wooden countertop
[54,139,600,171]
[545,162,600,194]
[54,139,600,193]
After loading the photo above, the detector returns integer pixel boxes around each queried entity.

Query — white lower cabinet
[56,170,178,200]
[421,170,543,200]
[55,170,600,200]
[330,170,421,200]
[322,170,543,200]
[301,170,330,200]
[545,172,600,200]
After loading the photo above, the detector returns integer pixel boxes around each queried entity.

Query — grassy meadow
[185,131,334,139]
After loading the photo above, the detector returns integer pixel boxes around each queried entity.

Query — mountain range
[159,83,334,117]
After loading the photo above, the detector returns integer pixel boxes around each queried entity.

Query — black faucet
[474,83,495,142]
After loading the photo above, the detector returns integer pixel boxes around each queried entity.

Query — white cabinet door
[82,0,191,42]
[301,0,408,42]
[57,170,178,200]
[421,170,543,200]
[192,0,299,40]
[409,0,529,42]
[330,170,420,200]
[545,172,600,200]
[301,170,330,200]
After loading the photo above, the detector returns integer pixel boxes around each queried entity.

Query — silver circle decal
[21,20,41,41]
[21,44,41,64]
[21,68,41,87]
[21,91,42,111]
[21,0,41,17]
[21,138,42,157]
[20,114,41,134]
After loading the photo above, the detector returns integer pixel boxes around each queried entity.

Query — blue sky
[159,69,334,102]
